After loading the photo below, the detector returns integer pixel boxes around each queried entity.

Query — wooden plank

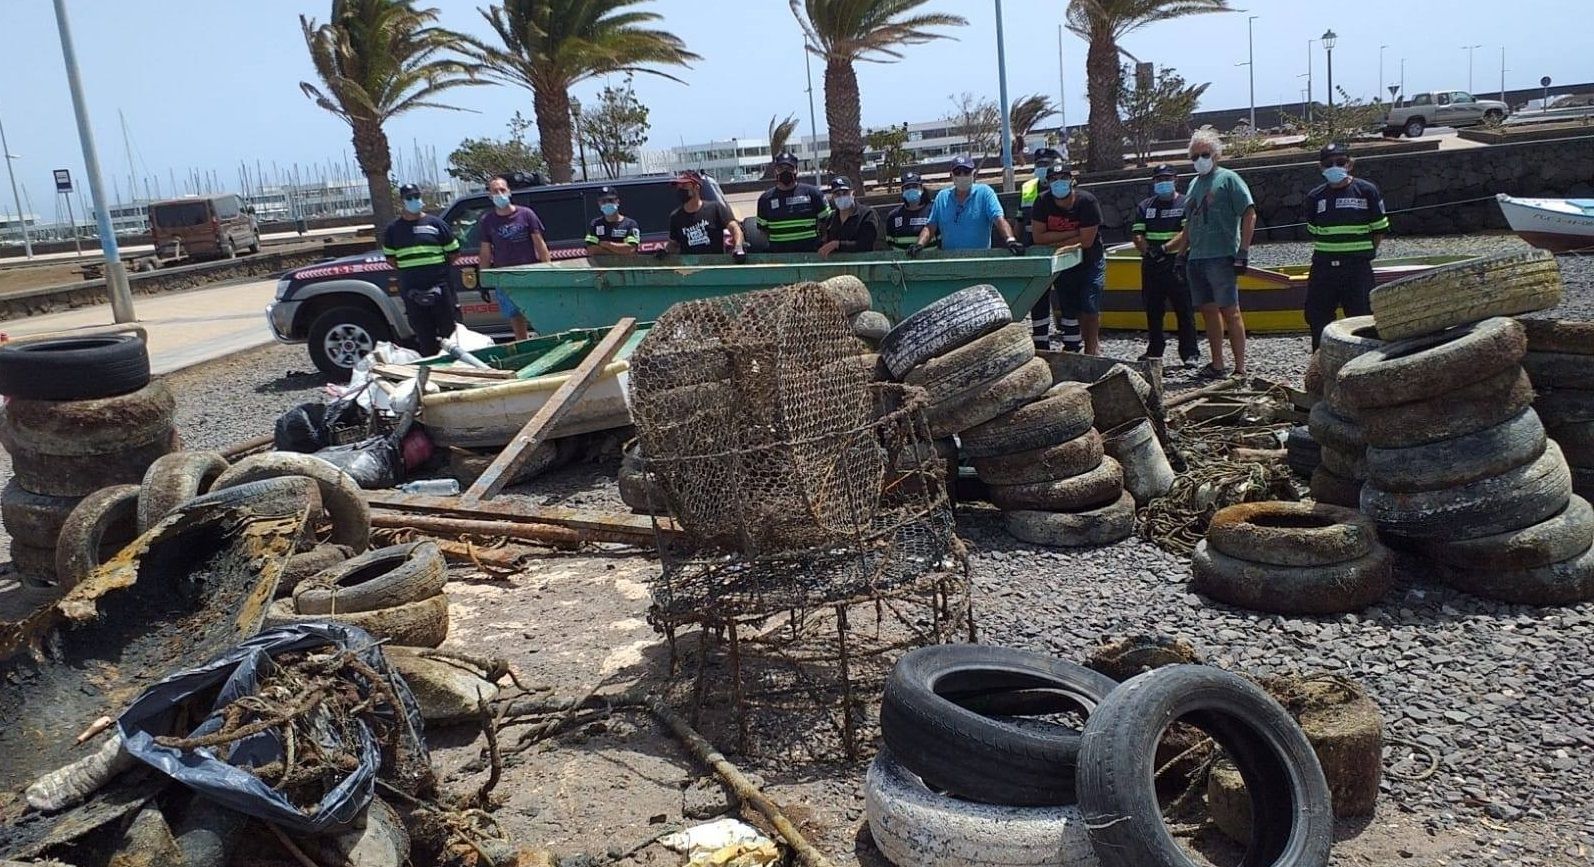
[515,337,590,379]
[362,490,675,540]
[463,317,639,503]
[372,362,513,389]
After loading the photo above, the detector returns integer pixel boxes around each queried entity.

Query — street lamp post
[1247,16,1258,129]
[1323,30,1338,111]
[1463,44,1481,92]
[1499,47,1507,102]
[1400,58,1406,103]
[1379,44,1388,102]
[0,107,32,259]
[1306,39,1316,122]
[995,0,1014,193]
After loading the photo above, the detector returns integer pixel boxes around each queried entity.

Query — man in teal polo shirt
[908,154,1024,255]
[1165,129,1256,379]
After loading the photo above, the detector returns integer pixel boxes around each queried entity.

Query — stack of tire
[867,645,1335,867]
[264,540,449,648]
[1521,318,1594,502]
[1339,317,1592,605]
[0,332,174,584]
[1192,501,1392,614]
[1307,316,1385,508]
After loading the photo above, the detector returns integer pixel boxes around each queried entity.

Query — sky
[0,0,1585,211]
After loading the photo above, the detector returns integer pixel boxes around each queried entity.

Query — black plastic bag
[117,622,427,835]
[314,432,405,489]
[273,389,371,453]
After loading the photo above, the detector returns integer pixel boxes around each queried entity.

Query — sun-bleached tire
[278,544,356,597]
[960,382,1094,459]
[880,285,1012,379]
[1002,491,1136,548]
[137,451,230,533]
[1207,501,1376,567]
[1369,249,1562,341]
[1317,315,1384,399]
[1365,408,1546,493]
[926,357,1053,439]
[819,274,871,315]
[1437,540,1594,606]
[212,452,370,551]
[1335,317,1526,411]
[865,749,1099,867]
[1361,442,1573,541]
[0,380,174,456]
[54,484,142,590]
[1307,402,1364,454]
[1191,538,1392,614]
[292,540,447,615]
[972,429,1103,486]
[1424,495,1594,572]
[1520,318,1594,355]
[0,422,178,497]
[1359,366,1536,449]
[264,594,449,648]
[904,323,1035,405]
[988,456,1122,512]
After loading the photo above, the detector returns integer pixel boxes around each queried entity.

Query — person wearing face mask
[382,183,462,356]
[911,154,1024,257]
[757,151,828,253]
[818,177,881,258]
[1304,143,1389,349]
[1030,160,1105,355]
[1164,129,1256,379]
[1021,147,1063,347]
[476,175,549,341]
[1132,164,1200,367]
[662,170,745,261]
[584,186,641,258]
[885,172,933,251]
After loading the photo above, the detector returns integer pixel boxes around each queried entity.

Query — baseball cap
[1151,163,1176,178]
[1319,142,1351,162]
[829,176,854,192]
[597,185,620,199]
[900,171,923,187]
[671,170,705,187]
[399,183,422,199]
[950,154,976,173]
[1046,160,1076,177]
[773,151,799,168]
[1032,147,1063,165]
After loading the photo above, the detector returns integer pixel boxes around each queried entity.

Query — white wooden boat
[1496,194,1594,253]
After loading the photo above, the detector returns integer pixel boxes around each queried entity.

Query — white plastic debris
[451,323,495,352]
[659,818,780,866]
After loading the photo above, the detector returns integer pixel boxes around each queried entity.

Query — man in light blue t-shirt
[1166,129,1256,379]
[908,155,1024,256]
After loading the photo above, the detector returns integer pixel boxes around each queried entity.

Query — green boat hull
[483,247,1081,334]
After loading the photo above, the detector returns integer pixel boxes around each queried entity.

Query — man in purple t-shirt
[477,175,551,340]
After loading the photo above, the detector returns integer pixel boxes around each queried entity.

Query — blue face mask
[1050,180,1072,198]
[902,188,922,205]
[1322,166,1349,184]
[1153,180,1176,197]
[402,198,423,214]
[490,193,511,208]
[600,202,619,216]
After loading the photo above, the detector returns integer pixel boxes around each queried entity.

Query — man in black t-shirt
[382,182,460,356]
[1030,161,1105,355]
[661,170,746,261]
[585,185,641,257]
[885,172,933,250]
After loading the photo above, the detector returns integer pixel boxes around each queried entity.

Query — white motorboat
[1496,194,1594,253]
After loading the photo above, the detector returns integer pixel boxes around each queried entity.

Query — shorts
[1186,256,1239,308]
[1054,255,1107,317]
[494,288,523,320]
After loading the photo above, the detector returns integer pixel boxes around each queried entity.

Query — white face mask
[1193,155,1215,175]
[834,195,855,210]
[953,175,974,192]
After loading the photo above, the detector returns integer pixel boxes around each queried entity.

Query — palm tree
[1009,94,1059,164]
[763,114,801,179]
[300,0,485,229]
[465,0,698,184]
[791,0,966,182]
[1066,0,1232,172]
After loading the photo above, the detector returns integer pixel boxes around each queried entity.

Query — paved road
[1,278,278,375]
[0,225,362,267]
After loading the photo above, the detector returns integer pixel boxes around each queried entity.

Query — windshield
[150,201,211,228]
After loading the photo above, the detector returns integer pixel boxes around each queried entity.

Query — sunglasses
[1323,157,1351,168]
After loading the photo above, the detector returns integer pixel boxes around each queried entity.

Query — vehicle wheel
[1366,408,1546,493]
[54,484,142,590]
[212,452,371,551]
[972,428,1103,485]
[1335,317,1526,411]
[1192,538,1391,614]
[1368,250,1561,341]
[1207,501,1376,568]
[1002,490,1136,548]
[1485,109,1505,122]
[247,236,261,255]
[1521,318,1594,355]
[1076,665,1333,867]
[864,748,1098,867]
[879,284,1012,379]
[278,543,356,597]
[1,481,81,547]
[264,593,450,648]
[1382,128,1401,138]
[926,357,1052,439]
[987,455,1122,512]
[904,323,1035,405]
[0,333,150,401]
[137,451,231,533]
[308,305,390,381]
[1358,366,1534,449]
[1309,464,1363,509]
[1361,441,1573,540]
[960,382,1094,459]
[292,540,446,615]
[1424,495,1594,571]
[1437,539,1594,606]
[879,644,1119,806]
[1404,118,1426,137]
[222,238,236,259]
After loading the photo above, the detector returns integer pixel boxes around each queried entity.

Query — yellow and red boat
[1100,244,1479,333]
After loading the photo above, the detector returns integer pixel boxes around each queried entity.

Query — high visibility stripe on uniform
[1314,239,1376,253]
[393,253,448,267]
[441,239,460,253]
[625,235,640,245]
[1131,222,1147,233]
[1308,223,1378,236]
[1144,231,1179,241]
[1368,216,1391,231]
[382,247,399,256]
[889,236,917,248]
[768,229,820,242]
[584,234,602,244]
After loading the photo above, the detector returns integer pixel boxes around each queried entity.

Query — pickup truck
[1383,90,1509,138]
[266,173,730,379]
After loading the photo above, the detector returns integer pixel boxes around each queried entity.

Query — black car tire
[1,481,81,548]
[54,484,142,590]
[292,540,447,615]
[1335,317,1525,411]
[1361,442,1573,541]
[308,304,392,381]
[971,428,1103,486]
[1076,665,1334,867]
[1192,538,1393,614]
[880,644,1119,807]
[212,453,371,551]
[1424,495,1594,572]
[960,382,1094,459]
[1,380,175,456]
[0,423,178,498]
[987,455,1123,512]
[137,451,231,533]
[879,284,1012,379]
[1359,367,1535,449]
[0,333,150,400]
[1365,408,1546,493]
[1438,540,1594,606]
